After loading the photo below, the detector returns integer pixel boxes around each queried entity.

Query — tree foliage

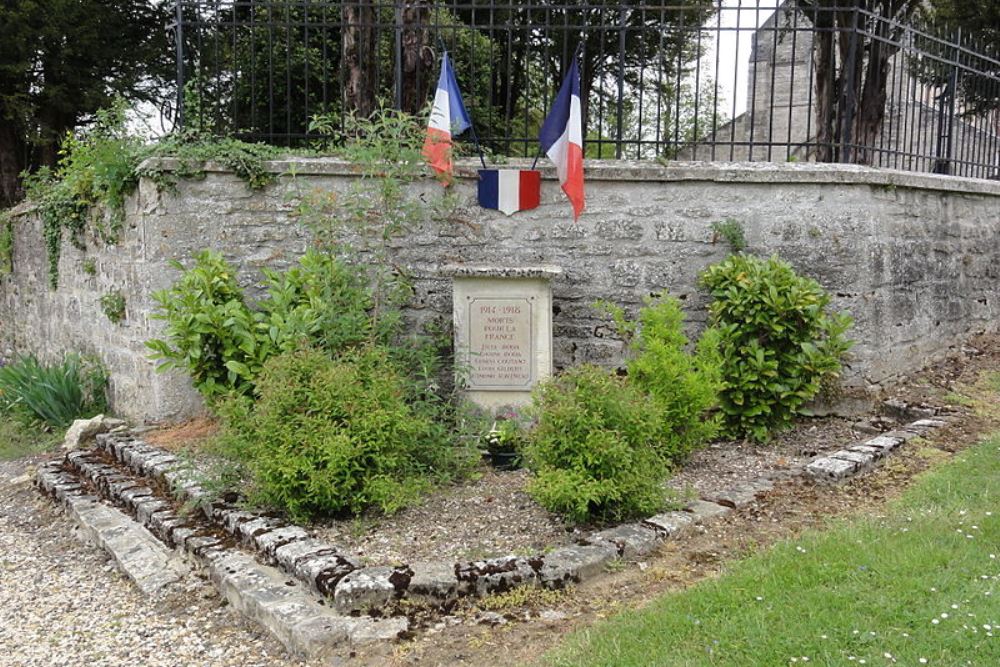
[0,0,170,207]
[921,0,1000,115]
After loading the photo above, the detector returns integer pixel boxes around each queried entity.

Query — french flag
[478,169,541,216]
[538,56,585,220]
[423,52,472,185]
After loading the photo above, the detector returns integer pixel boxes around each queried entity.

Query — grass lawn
[0,417,60,461]
[544,435,1000,667]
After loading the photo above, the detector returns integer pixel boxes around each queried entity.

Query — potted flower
[485,414,525,470]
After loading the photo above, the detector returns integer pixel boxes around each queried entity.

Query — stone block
[299,554,359,596]
[455,557,540,596]
[828,450,875,469]
[805,456,857,482]
[348,617,409,646]
[270,536,332,568]
[539,544,618,587]
[848,444,887,460]
[684,499,733,523]
[643,511,695,538]
[406,561,461,605]
[863,434,905,452]
[704,484,761,509]
[590,523,662,558]
[333,567,400,614]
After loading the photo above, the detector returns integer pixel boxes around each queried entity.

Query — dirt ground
[349,334,1000,667]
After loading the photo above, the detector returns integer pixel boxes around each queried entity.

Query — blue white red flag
[538,56,585,220]
[478,169,541,216]
[423,52,472,185]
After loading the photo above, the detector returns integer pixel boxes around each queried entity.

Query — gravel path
[0,456,306,667]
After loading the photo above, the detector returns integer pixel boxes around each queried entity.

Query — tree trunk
[811,11,838,162]
[852,26,894,164]
[399,1,432,115]
[0,122,26,208]
[343,0,378,119]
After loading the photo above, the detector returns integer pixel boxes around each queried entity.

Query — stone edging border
[36,414,947,657]
[36,460,409,660]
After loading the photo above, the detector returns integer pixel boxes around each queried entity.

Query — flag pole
[532,41,585,171]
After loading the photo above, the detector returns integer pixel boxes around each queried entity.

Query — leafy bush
[258,249,385,355]
[523,365,671,524]
[146,250,264,400]
[700,254,854,441]
[213,346,468,520]
[601,293,723,463]
[0,355,107,429]
[147,248,400,401]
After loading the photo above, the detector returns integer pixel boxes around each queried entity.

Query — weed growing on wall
[99,290,126,324]
[18,96,287,289]
[710,219,748,253]
[0,211,12,278]
[700,254,854,441]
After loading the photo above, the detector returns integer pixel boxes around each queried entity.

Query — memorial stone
[447,266,560,411]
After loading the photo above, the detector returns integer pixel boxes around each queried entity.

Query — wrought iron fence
[169,1,1000,178]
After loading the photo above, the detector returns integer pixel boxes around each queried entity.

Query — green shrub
[146,250,266,400]
[0,355,107,429]
[601,293,723,463]
[213,346,468,520]
[523,365,671,524]
[258,249,384,355]
[700,254,853,441]
[147,248,400,402]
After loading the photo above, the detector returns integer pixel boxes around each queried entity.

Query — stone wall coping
[139,156,1000,197]
[442,264,564,279]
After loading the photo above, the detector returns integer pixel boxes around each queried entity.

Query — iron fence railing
[168,1,1000,178]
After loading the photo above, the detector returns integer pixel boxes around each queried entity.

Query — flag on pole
[423,52,472,185]
[538,56,585,220]
[478,169,541,216]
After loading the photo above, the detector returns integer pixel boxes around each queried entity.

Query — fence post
[172,0,185,130]
[838,7,860,164]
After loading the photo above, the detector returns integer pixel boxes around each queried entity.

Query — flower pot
[489,450,522,471]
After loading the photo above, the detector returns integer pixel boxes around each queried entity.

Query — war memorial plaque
[467,297,533,388]
[447,266,561,411]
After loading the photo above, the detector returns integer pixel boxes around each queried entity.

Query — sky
[710,1,780,116]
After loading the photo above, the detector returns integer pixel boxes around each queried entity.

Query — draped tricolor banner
[477,169,541,216]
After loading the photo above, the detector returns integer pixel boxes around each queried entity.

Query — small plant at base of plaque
[485,409,527,471]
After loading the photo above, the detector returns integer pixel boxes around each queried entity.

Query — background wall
[2,159,998,422]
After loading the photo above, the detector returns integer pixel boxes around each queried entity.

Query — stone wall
[2,159,998,422]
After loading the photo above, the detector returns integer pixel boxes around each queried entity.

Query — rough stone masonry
[1,159,998,421]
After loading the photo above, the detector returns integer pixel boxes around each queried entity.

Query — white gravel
[0,455,309,667]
